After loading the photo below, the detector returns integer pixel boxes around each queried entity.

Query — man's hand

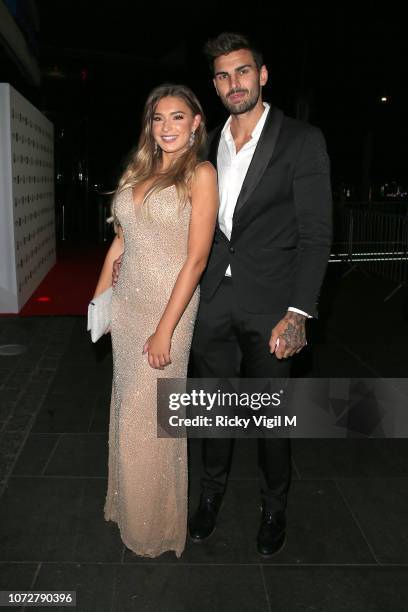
[269,311,307,359]
[112,254,122,287]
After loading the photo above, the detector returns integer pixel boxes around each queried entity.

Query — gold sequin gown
[103,185,199,558]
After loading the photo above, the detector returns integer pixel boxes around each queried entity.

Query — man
[187,32,332,556]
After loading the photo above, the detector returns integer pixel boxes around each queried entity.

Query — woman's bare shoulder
[193,161,217,182]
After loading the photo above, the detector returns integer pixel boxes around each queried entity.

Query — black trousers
[190,277,292,513]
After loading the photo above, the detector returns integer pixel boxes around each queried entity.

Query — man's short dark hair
[203,32,264,73]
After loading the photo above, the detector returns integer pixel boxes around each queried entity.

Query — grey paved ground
[1,265,407,611]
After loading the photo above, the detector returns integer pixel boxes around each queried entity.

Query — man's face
[213,48,268,115]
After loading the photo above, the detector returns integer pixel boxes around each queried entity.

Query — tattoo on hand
[280,312,306,352]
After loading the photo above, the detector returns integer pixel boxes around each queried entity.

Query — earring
[154,142,159,154]
[189,131,196,147]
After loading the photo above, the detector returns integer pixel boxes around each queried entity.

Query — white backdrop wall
[0,83,56,313]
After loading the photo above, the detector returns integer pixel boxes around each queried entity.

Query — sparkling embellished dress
[103,185,199,558]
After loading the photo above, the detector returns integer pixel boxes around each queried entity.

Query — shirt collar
[221,101,270,143]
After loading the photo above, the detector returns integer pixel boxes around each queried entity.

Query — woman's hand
[142,330,172,369]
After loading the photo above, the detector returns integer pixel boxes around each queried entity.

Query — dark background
[1,1,407,241]
[2,7,408,607]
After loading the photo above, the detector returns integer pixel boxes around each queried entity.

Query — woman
[92,84,218,558]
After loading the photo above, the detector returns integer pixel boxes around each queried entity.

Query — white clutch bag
[87,287,113,342]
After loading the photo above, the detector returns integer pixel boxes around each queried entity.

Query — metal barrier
[332,204,408,293]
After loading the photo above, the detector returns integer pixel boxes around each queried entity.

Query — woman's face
[152,96,201,156]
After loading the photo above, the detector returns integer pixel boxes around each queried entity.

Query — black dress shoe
[257,508,286,557]
[188,493,223,542]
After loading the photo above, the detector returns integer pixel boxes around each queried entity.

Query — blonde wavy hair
[109,83,207,231]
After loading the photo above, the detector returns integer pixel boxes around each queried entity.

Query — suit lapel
[205,127,223,232]
[206,126,222,167]
[232,106,283,220]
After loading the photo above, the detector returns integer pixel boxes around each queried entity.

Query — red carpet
[15,243,109,316]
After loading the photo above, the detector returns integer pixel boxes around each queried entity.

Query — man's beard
[222,85,261,115]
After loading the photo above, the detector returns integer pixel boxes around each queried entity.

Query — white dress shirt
[217,102,311,318]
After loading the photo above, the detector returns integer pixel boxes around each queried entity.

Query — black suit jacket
[200,105,333,318]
